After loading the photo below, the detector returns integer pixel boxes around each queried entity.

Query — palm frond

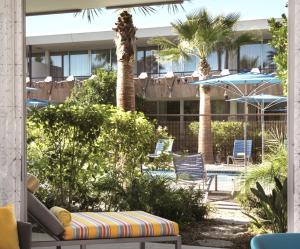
[74,8,102,23]
[132,6,156,15]
[150,37,190,62]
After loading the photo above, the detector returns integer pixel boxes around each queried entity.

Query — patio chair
[27,191,182,249]
[17,221,32,249]
[251,233,300,249]
[173,153,213,201]
[148,139,174,158]
[227,140,252,166]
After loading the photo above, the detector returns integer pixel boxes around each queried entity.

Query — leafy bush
[189,121,243,161]
[92,173,208,225]
[68,68,117,105]
[27,104,165,209]
[243,177,287,233]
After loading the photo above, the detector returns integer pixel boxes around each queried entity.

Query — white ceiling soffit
[26,0,183,15]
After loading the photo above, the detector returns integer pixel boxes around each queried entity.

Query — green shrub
[189,121,243,160]
[243,177,287,233]
[68,68,117,105]
[93,173,208,225]
[27,104,166,209]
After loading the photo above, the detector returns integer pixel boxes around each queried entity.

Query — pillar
[45,50,51,76]
[0,0,26,220]
[288,0,300,232]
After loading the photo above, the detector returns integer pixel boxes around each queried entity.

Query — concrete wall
[288,0,300,232]
[0,0,25,220]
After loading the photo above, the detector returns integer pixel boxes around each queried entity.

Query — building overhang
[26,0,183,16]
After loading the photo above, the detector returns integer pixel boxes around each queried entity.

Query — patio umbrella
[191,72,281,166]
[26,99,50,108]
[227,94,287,161]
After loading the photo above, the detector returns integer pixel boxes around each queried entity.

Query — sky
[26,0,287,36]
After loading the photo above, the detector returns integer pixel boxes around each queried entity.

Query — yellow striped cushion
[63,211,179,240]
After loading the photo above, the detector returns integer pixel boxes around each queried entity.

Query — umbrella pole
[244,101,248,169]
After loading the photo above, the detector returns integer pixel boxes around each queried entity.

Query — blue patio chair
[148,139,174,158]
[173,154,213,201]
[227,140,252,166]
[251,233,300,249]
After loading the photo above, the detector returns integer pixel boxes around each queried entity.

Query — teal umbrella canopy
[228,94,287,106]
[191,72,281,86]
[26,99,50,108]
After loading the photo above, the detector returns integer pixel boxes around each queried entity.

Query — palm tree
[76,4,184,111]
[151,9,243,163]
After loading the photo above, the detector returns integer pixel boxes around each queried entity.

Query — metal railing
[146,113,287,163]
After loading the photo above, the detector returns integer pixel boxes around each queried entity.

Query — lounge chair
[251,233,300,249]
[148,139,174,158]
[18,221,32,249]
[172,153,213,201]
[227,140,252,166]
[27,191,182,249]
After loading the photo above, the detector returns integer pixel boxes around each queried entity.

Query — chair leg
[140,242,146,249]
[56,246,61,249]
[80,244,86,249]
[175,236,182,249]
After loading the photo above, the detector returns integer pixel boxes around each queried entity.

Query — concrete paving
[32,233,222,249]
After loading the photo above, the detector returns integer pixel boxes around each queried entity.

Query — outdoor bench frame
[31,235,182,249]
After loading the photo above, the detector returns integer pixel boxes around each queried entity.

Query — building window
[92,50,111,71]
[50,52,69,79]
[69,51,90,77]
[239,43,275,72]
[157,101,180,121]
[184,100,199,121]
[143,101,157,114]
[136,48,159,75]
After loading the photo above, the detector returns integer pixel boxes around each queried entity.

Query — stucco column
[288,0,300,232]
[0,0,26,220]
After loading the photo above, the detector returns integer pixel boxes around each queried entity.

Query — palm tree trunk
[114,10,136,111]
[198,58,214,163]
[117,60,135,111]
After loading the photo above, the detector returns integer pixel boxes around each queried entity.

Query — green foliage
[244,177,287,233]
[27,104,163,209]
[68,68,117,105]
[268,14,288,95]
[150,9,253,65]
[189,121,243,160]
[238,129,287,196]
[28,102,209,225]
[94,173,208,225]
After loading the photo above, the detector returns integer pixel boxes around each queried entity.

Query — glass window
[92,50,111,71]
[136,48,160,75]
[111,50,117,70]
[184,100,199,121]
[32,53,45,64]
[184,100,199,114]
[183,56,198,74]
[262,44,276,71]
[239,44,261,71]
[50,53,65,79]
[69,51,90,76]
[143,101,157,114]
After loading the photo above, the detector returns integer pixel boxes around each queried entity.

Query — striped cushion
[63,211,179,240]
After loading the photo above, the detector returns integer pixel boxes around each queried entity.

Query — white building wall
[288,0,300,232]
[0,0,26,220]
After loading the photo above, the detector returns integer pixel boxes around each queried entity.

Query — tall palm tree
[151,9,243,163]
[76,4,184,111]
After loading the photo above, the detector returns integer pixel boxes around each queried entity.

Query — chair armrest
[17,221,32,249]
